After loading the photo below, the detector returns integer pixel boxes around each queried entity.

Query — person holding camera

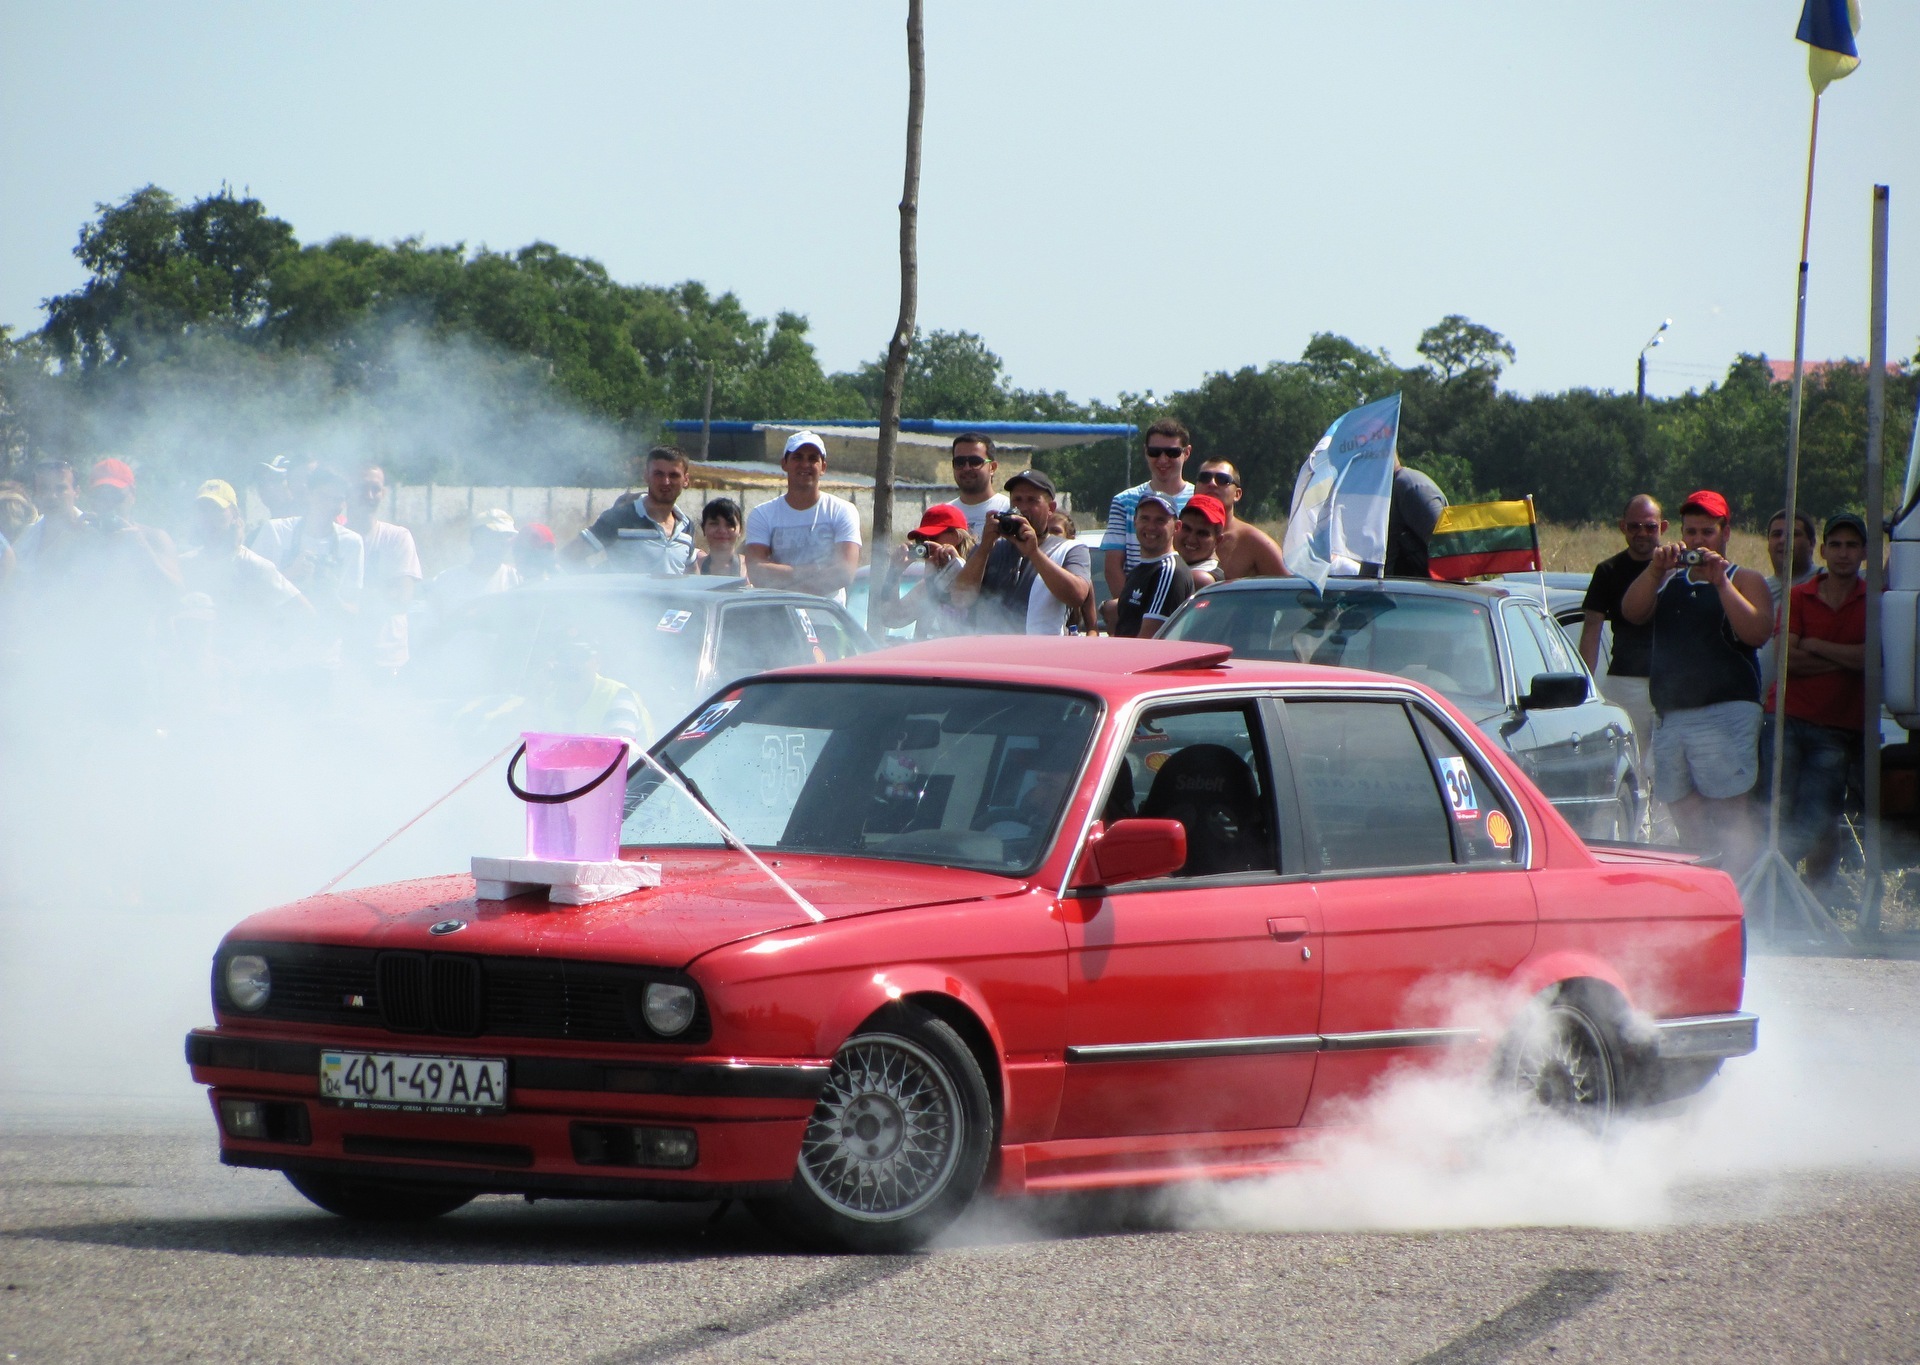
[1620,489,1773,866]
[950,470,1092,636]
[871,504,975,639]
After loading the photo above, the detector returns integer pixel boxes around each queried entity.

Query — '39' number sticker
[1438,756,1479,821]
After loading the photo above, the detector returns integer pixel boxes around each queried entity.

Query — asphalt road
[4,955,1918,1365]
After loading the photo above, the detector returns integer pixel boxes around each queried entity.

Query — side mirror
[1072,818,1188,889]
[1521,671,1589,710]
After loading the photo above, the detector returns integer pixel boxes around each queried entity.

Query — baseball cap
[195,479,239,512]
[783,430,827,458]
[1680,489,1730,521]
[1824,511,1867,541]
[90,458,135,491]
[1004,468,1056,497]
[1135,492,1180,519]
[1181,494,1227,528]
[908,504,969,540]
[474,507,517,534]
[519,522,556,547]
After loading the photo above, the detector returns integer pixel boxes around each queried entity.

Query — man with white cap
[431,508,523,607]
[743,431,862,602]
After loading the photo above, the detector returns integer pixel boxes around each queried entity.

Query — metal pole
[1765,93,1824,858]
[1637,354,1647,406]
[1861,184,1889,935]
[699,363,714,464]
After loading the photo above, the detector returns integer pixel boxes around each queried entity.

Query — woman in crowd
[874,504,975,639]
[694,498,746,577]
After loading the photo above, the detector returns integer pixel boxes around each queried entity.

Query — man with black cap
[1620,489,1774,865]
[1764,511,1870,889]
[951,468,1091,635]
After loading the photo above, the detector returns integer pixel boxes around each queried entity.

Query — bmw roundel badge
[429,919,468,935]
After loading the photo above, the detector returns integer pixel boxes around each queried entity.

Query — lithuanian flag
[1427,499,1539,580]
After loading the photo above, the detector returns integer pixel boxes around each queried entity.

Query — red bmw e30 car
[187,637,1757,1251]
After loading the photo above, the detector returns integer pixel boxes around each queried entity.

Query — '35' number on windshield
[760,733,809,805]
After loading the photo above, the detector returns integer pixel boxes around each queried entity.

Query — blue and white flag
[1282,393,1402,592]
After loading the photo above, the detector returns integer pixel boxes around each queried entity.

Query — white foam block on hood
[471,855,661,906]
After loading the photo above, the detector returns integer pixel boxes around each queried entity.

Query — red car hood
[223,852,1025,968]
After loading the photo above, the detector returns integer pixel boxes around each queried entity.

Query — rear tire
[750,1006,994,1253]
[1504,997,1618,1129]
[286,1171,477,1222]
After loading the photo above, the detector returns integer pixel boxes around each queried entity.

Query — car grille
[216,942,709,1043]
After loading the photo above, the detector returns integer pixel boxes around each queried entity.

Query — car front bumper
[186,1028,828,1200]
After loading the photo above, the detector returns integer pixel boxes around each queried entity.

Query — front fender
[813,964,1009,1064]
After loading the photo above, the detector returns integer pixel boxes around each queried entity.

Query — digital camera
[994,512,1024,536]
[1681,548,1707,566]
[906,541,931,561]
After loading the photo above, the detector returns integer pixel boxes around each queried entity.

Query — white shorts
[1652,700,1762,803]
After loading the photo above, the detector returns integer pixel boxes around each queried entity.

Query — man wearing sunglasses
[1103,419,1194,599]
[933,433,1011,541]
[1580,493,1665,761]
[1192,459,1285,580]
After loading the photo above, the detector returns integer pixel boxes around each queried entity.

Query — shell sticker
[1144,751,1173,773]
[1485,809,1513,849]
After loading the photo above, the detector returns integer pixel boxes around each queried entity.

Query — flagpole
[1764,91,1822,860]
[1527,494,1546,602]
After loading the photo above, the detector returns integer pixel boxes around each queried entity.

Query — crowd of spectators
[0,436,1877,887]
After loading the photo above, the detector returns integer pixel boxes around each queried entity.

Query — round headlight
[642,982,697,1037]
[225,955,272,1012]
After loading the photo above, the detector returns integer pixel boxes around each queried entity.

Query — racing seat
[1136,744,1273,877]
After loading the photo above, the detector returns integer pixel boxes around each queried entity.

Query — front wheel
[286,1171,476,1222]
[751,1006,994,1253]
[1504,998,1618,1129]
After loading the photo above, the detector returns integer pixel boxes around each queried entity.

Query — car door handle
[1267,917,1309,942]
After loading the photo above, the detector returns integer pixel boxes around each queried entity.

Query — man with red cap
[1176,493,1228,587]
[1620,489,1774,867]
[871,503,974,640]
[72,456,182,591]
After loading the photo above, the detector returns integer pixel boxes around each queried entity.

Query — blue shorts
[1652,700,1762,803]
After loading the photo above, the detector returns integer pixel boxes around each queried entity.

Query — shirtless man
[1192,459,1285,580]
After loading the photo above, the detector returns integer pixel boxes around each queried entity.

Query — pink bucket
[508,732,629,862]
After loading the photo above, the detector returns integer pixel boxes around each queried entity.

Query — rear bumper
[187,1027,824,1198]
[1649,1012,1758,1060]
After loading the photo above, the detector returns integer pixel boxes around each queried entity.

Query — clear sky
[2,1,1915,403]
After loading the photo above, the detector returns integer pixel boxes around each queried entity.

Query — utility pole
[870,0,924,593]
[699,362,714,464]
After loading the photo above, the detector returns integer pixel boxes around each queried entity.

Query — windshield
[620,680,1101,875]
[1165,588,1504,711]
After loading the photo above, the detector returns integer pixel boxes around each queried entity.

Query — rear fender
[1505,951,1635,1017]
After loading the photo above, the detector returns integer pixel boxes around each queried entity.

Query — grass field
[1247,519,1771,579]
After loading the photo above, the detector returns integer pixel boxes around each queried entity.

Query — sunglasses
[1195,471,1237,486]
[1623,521,1661,533]
[1145,447,1186,460]
[951,455,988,468]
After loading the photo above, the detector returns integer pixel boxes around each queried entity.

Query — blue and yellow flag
[1798,0,1861,94]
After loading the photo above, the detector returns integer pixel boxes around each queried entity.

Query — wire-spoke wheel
[753,1006,993,1252]
[1508,998,1617,1129]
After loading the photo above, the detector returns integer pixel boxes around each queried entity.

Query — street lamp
[1637,318,1672,406]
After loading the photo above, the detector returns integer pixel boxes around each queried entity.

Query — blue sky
[2,1,1915,402]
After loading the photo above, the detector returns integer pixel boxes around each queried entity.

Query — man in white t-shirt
[743,432,862,602]
[933,432,1009,541]
[432,508,523,606]
[248,465,366,675]
[345,464,423,675]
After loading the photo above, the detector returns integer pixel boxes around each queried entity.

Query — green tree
[1416,314,1516,383]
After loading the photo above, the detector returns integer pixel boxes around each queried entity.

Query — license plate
[319,1051,508,1113]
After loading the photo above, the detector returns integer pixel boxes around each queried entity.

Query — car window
[1099,702,1278,877]
[715,603,808,681]
[1282,699,1453,872]
[1166,589,1503,712]
[1409,709,1522,865]
[1524,605,1582,676]
[1502,603,1552,698]
[792,605,862,662]
[621,680,1100,875]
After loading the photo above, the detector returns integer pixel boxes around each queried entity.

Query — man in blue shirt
[568,445,696,574]
[1102,419,1194,600]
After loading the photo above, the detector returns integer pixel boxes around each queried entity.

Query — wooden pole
[1861,184,1889,934]
[699,363,714,463]
[1764,92,1823,856]
[870,0,924,593]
